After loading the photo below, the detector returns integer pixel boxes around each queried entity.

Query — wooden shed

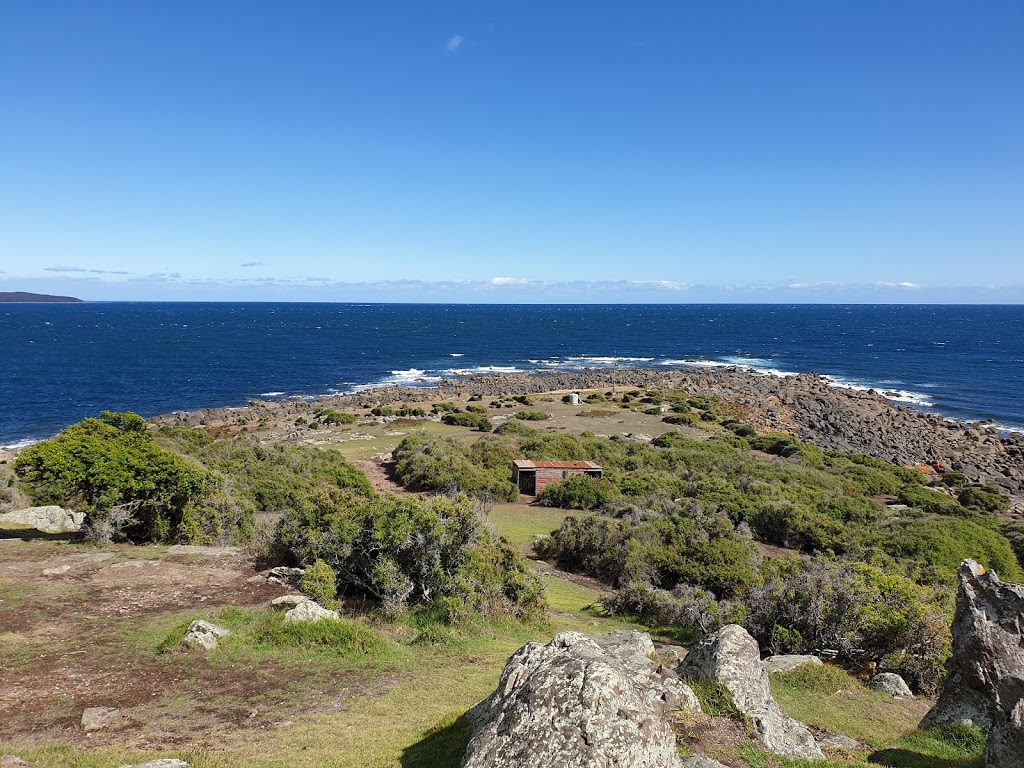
[511,460,603,495]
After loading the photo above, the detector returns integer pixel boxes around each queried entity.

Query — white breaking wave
[258,391,285,397]
[1,437,45,451]
[820,375,936,407]
[444,365,524,375]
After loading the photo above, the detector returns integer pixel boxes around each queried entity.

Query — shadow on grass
[400,712,472,768]
[868,749,982,768]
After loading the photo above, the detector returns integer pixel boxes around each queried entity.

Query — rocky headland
[144,367,1024,500]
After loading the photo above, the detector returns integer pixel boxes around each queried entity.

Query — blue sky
[1,1,1021,302]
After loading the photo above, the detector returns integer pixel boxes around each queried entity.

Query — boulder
[180,620,230,651]
[283,598,340,624]
[462,631,698,768]
[267,566,304,586]
[0,506,84,536]
[1,757,28,768]
[988,694,1024,768]
[676,625,823,761]
[869,673,912,698]
[762,655,823,675]
[680,756,728,768]
[81,706,121,731]
[922,560,1024,730]
[270,594,308,609]
[118,761,189,768]
[818,732,862,751]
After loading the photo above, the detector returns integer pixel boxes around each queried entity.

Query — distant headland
[0,291,84,303]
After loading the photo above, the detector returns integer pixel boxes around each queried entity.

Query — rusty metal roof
[512,460,601,470]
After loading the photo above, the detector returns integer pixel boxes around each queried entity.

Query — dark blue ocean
[2,303,1022,448]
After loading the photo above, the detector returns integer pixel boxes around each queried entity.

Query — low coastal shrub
[157,430,373,512]
[513,410,549,421]
[441,412,493,431]
[14,411,230,543]
[315,408,357,425]
[958,484,1011,513]
[277,490,546,623]
[393,435,517,500]
[536,474,619,510]
[300,559,338,603]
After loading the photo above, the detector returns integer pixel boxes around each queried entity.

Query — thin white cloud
[631,280,689,291]
[787,281,847,290]
[874,281,920,289]
[44,265,131,275]
[446,34,463,53]
[489,276,531,286]
[240,261,264,268]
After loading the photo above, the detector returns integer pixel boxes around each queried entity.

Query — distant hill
[0,291,85,303]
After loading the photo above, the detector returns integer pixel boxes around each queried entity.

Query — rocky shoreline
[142,367,1024,501]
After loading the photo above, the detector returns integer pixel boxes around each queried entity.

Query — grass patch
[691,681,747,723]
[487,503,569,550]
[154,606,388,658]
[771,664,931,747]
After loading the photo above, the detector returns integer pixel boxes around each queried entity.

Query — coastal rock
[180,620,230,651]
[117,761,189,768]
[869,673,912,698]
[283,598,340,624]
[818,732,862,751]
[987,694,1024,768]
[922,560,1024,731]
[81,706,122,731]
[462,631,696,768]
[267,566,304,586]
[762,655,823,674]
[270,594,308,609]
[680,756,728,768]
[1,757,29,768]
[0,506,84,536]
[676,625,823,761]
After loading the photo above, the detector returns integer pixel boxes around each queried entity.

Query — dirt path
[351,459,412,496]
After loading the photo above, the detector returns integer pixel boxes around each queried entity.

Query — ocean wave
[258,391,285,397]
[444,365,524,375]
[565,356,656,365]
[1,437,44,451]
[820,375,936,407]
[660,358,799,378]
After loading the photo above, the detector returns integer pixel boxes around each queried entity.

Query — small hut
[511,460,603,495]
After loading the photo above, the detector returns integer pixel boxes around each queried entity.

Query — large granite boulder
[0,506,84,536]
[462,631,698,768]
[676,625,823,761]
[921,560,1024,768]
[922,560,1024,730]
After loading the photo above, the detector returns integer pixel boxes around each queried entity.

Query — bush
[277,490,546,623]
[603,582,744,642]
[14,411,223,543]
[300,559,338,603]
[662,413,699,426]
[958,485,1011,513]
[513,410,549,421]
[442,412,493,431]
[315,408,357,425]
[537,474,619,510]
[512,395,533,405]
[393,435,518,500]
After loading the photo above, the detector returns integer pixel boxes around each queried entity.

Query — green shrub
[512,395,533,405]
[662,413,699,426]
[300,559,338,603]
[315,408,357,425]
[14,411,223,543]
[537,474,619,510]
[431,402,459,414]
[513,410,549,421]
[442,412,493,431]
[277,490,546,623]
[371,406,395,417]
[465,404,487,414]
[958,485,1011,513]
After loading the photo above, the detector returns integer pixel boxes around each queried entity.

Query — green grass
[770,664,931,748]
[488,503,568,550]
